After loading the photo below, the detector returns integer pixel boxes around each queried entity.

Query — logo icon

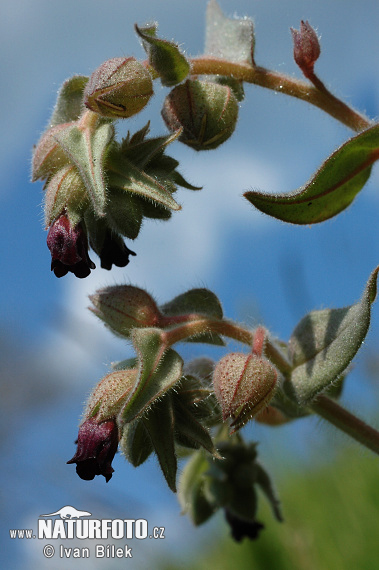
[40,506,92,520]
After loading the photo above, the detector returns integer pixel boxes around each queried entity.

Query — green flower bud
[44,164,89,227]
[89,285,161,338]
[84,57,154,119]
[32,123,74,181]
[84,369,137,423]
[213,352,278,431]
[161,79,239,151]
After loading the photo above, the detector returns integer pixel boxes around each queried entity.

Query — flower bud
[84,57,153,119]
[47,213,95,278]
[213,352,277,431]
[291,21,320,76]
[161,79,239,151]
[89,285,161,338]
[84,369,138,422]
[32,123,73,181]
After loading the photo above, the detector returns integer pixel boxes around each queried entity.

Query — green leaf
[121,328,183,423]
[178,451,217,525]
[121,130,181,170]
[135,23,190,86]
[106,187,143,240]
[50,75,89,127]
[255,463,283,522]
[106,151,181,211]
[205,0,255,65]
[54,122,114,216]
[120,418,153,467]
[160,288,225,346]
[244,124,379,224]
[142,396,177,492]
[173,397,220,457]
[287,266,379,404]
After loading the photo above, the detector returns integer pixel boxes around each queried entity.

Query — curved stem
[189,57,371,132]
[310,394,379,456]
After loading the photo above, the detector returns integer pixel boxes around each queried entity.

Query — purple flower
[224,509,265,542]
[97,231,136,270]
[47,214,95,278]
[67,418,119,482]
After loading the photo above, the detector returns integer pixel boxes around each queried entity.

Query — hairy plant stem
[160,314,292,374]
[189,57,371,132]
[310,394,379,456]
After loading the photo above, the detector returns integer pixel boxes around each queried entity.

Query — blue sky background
[2,0,379,568]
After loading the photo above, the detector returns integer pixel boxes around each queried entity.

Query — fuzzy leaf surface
[121,328,183,423]
[244,124,379,224]
[135,23,190,86]
[50,76,89,127]
[288,266,379,404]
[205,0,255,65]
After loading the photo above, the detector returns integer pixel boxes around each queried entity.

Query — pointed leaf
[178,451,216,525]
[54,122,114,216]
[135,23,190,86]
[120,418,153,467]
[107,152,181,210]
[160,288,225,346]
[142,396,177,492]
[245,124,379,224]
[121,130,182,170]
[205,0,255,65]
[50,76,89,127]
[287,266,379,404]
[255,462,283,522]
[173,397,219,456]
[121,328,183,423]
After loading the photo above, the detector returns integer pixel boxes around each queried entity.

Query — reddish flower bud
[89,285,160,338]
[47,214,95,278]
[213,352,278,431]
[84,57,153,119]
[67,418,119,482]
[291,21,321,77]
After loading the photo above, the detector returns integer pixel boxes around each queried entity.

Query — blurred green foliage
[162,446,379,569]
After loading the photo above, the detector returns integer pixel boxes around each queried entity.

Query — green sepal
[141,395,177,492]
[244,123,379,224]
[120,418,153,467]
[50,75,89,127]
[120,128,182,170]
[54,121,114,216]
[135,23,190,86]
[178,451,217,525]
[106,187,143,240]
[287,266,379,404]
[205,0,255,66]
[106,148,181,211]
[255,462,283,522]
[160,288,225,346]
[112,357,138,371]
[120,328,183,423]
[173,396,220,457]
[44,164,89,227]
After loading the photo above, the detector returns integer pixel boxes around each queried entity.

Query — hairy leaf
[50,76,89,127]
[205,0,255,65]
[121,328,183,423]
[135,23,190,86]
[244,124,379,224]
[287,266,379,404]
[142,396,177,492]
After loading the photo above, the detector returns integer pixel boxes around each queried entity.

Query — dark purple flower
[224,509,265,542]
[97,232,136,270]
[67,418,119,482]
[47,214,95,278]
